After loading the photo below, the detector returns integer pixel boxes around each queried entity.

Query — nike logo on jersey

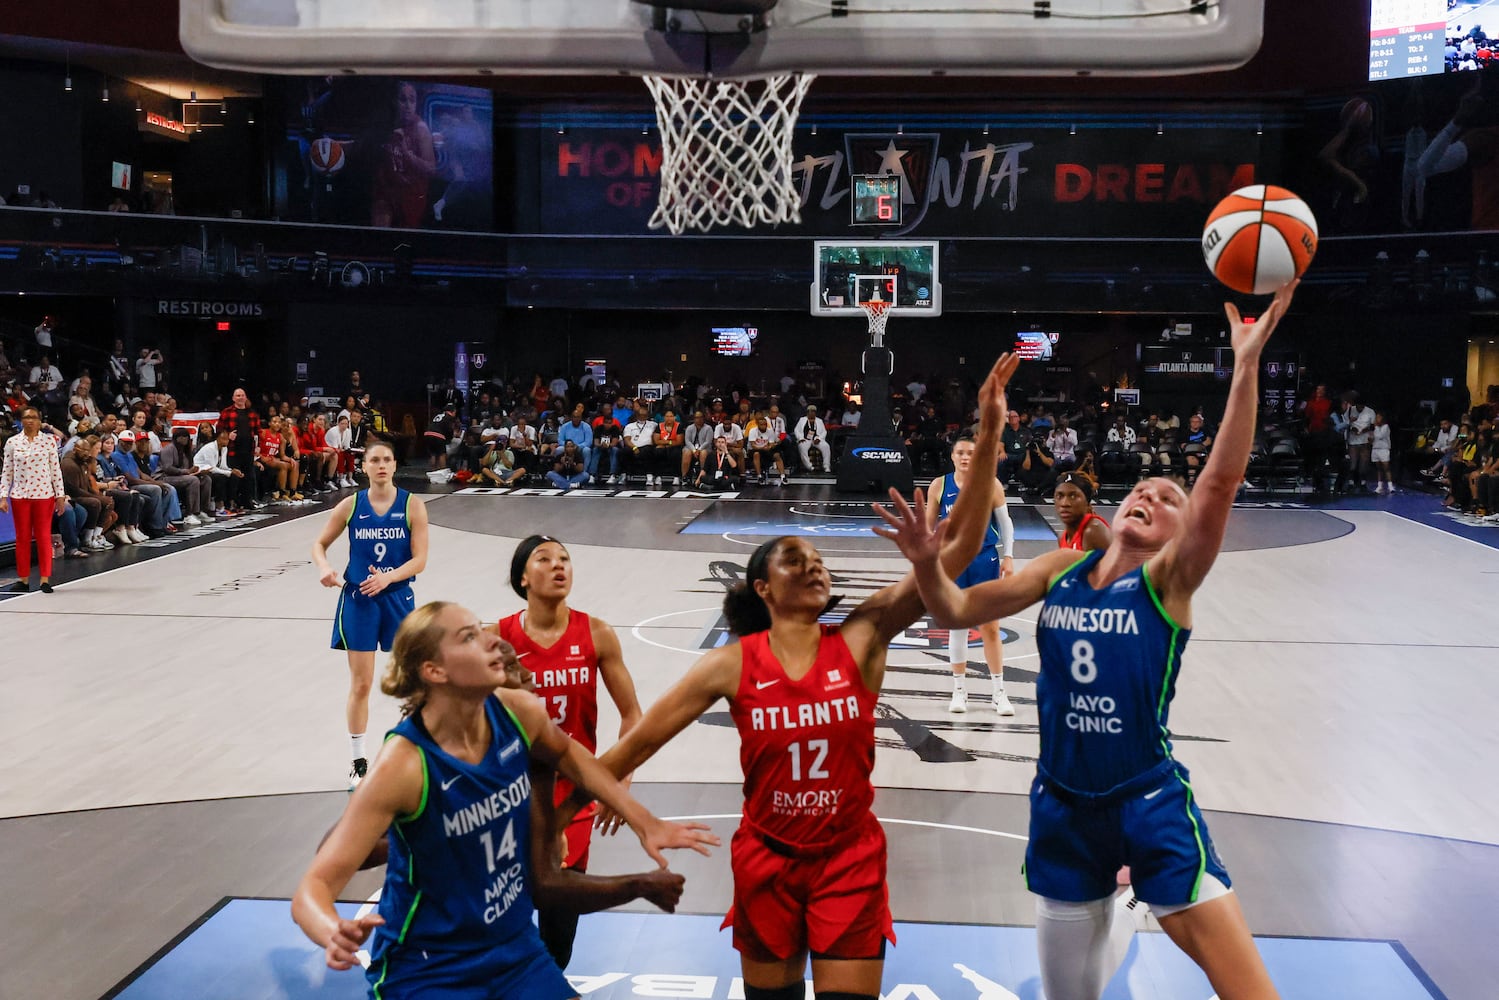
[441,775,463,791]
[1059,578,1074,588]
[358,514,371,519]
[755,679,781,690]
[1143,787,1164,800]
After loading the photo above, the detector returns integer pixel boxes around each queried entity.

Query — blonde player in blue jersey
[292,601,718,999]
[878,281,1297,1000]
[312,440,430,789]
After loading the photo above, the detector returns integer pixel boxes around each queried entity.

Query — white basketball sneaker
[993,689,1015,716]
[949,688,968,713]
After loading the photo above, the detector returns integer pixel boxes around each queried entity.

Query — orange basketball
[1202,185,1318,295]
[309,136,346,175]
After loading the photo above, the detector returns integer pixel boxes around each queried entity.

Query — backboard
[812,240,941,318]
[184,1,1265,79]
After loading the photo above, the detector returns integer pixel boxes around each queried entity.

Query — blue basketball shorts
[332,583,416,653]
[367,935,574,1000]
[1023,764,1232,907]
[956,546,1002,590]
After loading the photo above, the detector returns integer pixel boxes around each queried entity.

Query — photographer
[1016,431,1058,496]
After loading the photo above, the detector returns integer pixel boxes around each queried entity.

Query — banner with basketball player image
[271,78,493,231]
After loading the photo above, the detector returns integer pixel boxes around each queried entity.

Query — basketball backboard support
[183,1,1265,79]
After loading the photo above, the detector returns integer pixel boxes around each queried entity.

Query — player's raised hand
[872,487,947,566]
[638,819,721,868]
[1226,278,1298,359]
[325,913,383,970]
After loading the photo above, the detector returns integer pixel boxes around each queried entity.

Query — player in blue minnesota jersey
[312,440,430,789]
[293,601,718,999]
[926,436,1016,715]
[879,281,1297,1000]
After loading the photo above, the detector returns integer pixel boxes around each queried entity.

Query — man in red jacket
[218,388,263,509]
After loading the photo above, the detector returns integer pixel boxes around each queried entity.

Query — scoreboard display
[851,174,902,226]
[1368,0,1468,81]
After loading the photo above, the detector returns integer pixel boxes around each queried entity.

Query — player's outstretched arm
[292,737,422,969]
[528,765,686,914]
[1155,280,1297,600]
[503,687,720,868]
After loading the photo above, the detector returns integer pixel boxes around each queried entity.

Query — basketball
[309,136,345,175]
[1201,185,1318,295]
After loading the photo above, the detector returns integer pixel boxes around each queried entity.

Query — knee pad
[743,985,805,1000]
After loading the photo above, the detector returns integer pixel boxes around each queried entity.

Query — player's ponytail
[382,601,452,716]
[722,536,787,636]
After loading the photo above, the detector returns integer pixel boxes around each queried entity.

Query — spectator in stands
[195,426,239,517]
[548,370,571,403]
[479,435,526,486]
[34,316,55,356]
[347,370,365,403]
[905,401,945,476]
[589,402,623,485]
[104,432,171,536]
[30,354,64,401]
[1475,429,1499,519]
[219,387,262,508]
[1446,423,1482,511]
[0,343,13,382]
[536,414,560,464]
[1045,415,1079,475]
[126,407,162,455]
[157,426,210,523]
[654,408,683,486]
[1,405,67,592]
[94,435,149,540]
[841,401,862,428]
[1017,430,1057,496]
[714,412,746,468]
[509,413,539,475]
[305,412,342,491]
[255,414,294,501]
[135,347,164,393]
[997,409,1026,484]
[123,430,187,528]
[439,377,464,415]
[480,412,508,445]
[1421,417,1460,478]
[106,340,130,396]
[325,413,356,488]
[559,405,594,476]
[69,375,101,425]
[1182,411,1215,484]
[1336,391,1375,494]
[278,418,306,500]
[424,403,457,471]
[747,414,787,486]
[694,433,741,492]
[622,405,658,485]
[546,439,589,490]
[677,409,713,486]
[794,405,831,474]
[62,437,117,549]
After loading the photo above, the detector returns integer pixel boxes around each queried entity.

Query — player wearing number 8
[585,354,1021,1000]
[879,282,1299,1000]
[312,440,430,791]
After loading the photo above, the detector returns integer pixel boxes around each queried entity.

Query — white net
[861,299,891,343]
[643,72,816,235]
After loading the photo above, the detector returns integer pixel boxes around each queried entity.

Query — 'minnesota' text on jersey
[1034,550,1191,795]
[372,694,540,966]
[730,625,878,848]
[345,488,414,588]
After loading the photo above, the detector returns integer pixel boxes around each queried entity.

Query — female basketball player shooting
[584,354,1019,1000]
[293,601,716,999]
[877,282,1296,1000]
[925,436,1016,715]
[494,534,644,969]
[312,440,429,788]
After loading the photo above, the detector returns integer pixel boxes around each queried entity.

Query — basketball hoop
[643,72,815,235]
[861,297,892,346]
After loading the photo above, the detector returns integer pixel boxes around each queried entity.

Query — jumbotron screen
[1369,0,1488,80]
[811,241,941,317]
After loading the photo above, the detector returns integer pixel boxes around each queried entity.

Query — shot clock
[851,174,902,226]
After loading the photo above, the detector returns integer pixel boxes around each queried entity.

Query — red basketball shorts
[720,814,895,962]
[562,811,593,871]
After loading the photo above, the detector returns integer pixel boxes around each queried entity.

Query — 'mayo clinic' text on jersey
[1035,550,1191,795]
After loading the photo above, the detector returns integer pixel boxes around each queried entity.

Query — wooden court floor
[1,486,1495,999]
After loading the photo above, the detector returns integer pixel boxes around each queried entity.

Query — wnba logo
[309,137,346,175]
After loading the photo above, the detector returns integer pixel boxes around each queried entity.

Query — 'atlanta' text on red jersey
[497,609,599,811]
[729,625,878,849]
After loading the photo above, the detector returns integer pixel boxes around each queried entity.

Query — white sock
[350,733,367,760]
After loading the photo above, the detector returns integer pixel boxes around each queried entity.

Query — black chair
[1129,440,1158,479]
[1097,441,1133,486]
[1269,439,1302,494]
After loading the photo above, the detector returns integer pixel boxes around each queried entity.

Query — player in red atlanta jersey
[492,534,642,970]
[585,355,1019,1000]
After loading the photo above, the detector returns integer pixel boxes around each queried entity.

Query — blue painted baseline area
[680,500,1057,542]
[108,901,1443,1000]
